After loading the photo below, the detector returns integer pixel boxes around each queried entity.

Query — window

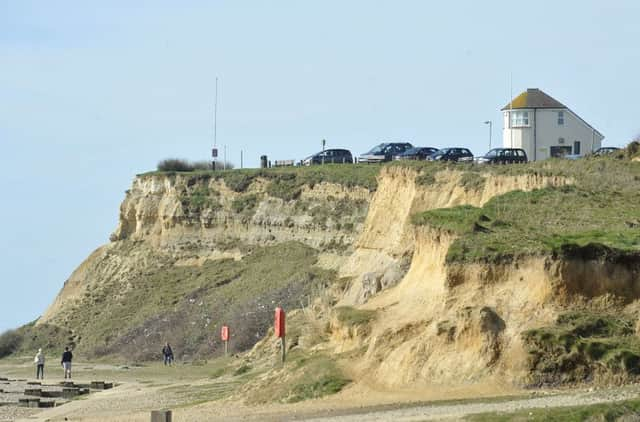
[510,111,530,127]
[558,137,565,144]
[574,141,581,155]
[558,111,565,125]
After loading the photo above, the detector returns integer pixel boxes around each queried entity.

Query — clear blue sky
[1,1,638,332]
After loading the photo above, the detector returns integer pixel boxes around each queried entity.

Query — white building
[502,88,604,161]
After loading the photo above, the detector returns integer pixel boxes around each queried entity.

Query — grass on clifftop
[142,164,380,200]
[411,156,640,263]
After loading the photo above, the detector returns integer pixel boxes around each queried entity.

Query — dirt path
[5,360,640,422]
[297,386,640,421]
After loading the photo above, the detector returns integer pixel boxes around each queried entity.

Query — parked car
[302,149,353,165]
[474,148,527,165]
[593,146,620,156]
[394,147,439,161]
[426,147,473,162]
[562,154,582,160]
[358,142,413,163]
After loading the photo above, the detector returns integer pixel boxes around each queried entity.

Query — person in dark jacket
[162,343,174,366]
[61,347,73,379]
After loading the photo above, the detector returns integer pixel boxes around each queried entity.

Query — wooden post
[150,409,172,422]
[224,340,228,357]
[281,335,286,364]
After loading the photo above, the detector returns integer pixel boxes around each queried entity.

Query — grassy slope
[5,242,337,361]
[411,156,640,263]
[522,311,640,386]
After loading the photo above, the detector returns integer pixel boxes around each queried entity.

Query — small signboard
[274,307,285,338]
[212,148,218,158]
[221,325,229,342]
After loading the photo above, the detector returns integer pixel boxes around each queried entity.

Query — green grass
[522,311,640,385]
[465,398,640,421]
[306,198,369,229]
[231,193,260,214]
[180,184,221,212]
[141,164,380,198]
[287,353,350,402]
[0,321,75,357]
[246,350,350,404]
[459,172,486,192]
[411,156,640,262]
[334,306,377,327]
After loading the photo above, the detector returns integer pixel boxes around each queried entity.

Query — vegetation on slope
[245,350,350,404]
[522,311,640,386]
[29,241,337,361]
[411,156,640,263]
[0,322,74,358]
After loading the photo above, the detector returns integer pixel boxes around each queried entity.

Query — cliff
[26,157,640,390]
[38,169,373,360]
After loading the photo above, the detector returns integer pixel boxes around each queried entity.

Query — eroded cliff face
[112,174,370,249]
[340,166,571,305]
[38,173,372,359]
[39,166,640,387]
[317,167,640,388]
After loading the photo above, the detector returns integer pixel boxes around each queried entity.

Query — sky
[1,0,639,332]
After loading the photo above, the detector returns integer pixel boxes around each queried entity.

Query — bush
[157,158,234,172]
[158,158,194,172]
[626,140,640,158]
[0,329,23,358]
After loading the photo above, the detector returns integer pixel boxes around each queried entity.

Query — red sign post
[221,325,229,356]
[274,307,286,363]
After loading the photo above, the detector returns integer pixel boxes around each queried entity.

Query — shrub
[157,158,194,172]
[626,140,640,158]
[157,158,234,172]
[231,194,260,214]
[0,329,23,358]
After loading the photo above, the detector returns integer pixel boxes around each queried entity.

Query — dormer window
[510,111,530,127]
[558,111,565,125]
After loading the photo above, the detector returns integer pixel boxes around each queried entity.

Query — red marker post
[275,307,286,364]
[221,325,230,356]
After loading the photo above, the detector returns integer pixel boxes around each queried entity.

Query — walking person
[61,347,73,379]
[34,348,45,380]
[162,342,174,366]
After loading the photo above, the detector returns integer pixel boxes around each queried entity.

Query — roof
[501,88,567,110]
[501,88,604,139]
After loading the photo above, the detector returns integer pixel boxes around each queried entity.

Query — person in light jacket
[34,348,45,379]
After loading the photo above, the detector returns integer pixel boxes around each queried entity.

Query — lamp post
[484,121,492,150]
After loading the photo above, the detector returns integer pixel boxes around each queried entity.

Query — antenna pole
[214,77,218,148]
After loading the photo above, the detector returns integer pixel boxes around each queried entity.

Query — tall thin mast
[214,77,218,148]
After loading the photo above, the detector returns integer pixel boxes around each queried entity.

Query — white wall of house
[502,109,603,161]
